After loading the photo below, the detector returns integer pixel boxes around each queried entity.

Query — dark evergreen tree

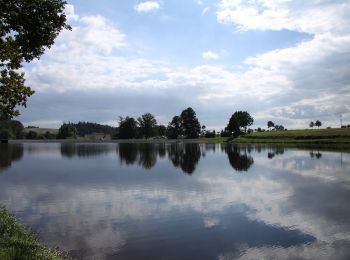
[166,115,183,139]
[74,121,116,136]
[138,113,157,138]
[180,107,201,138]
[118,117,138,139]
[57,123,77,139]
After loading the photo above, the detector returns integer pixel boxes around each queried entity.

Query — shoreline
[9,138,209,144]
[6,137,350,150]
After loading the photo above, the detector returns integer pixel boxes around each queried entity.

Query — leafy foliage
[180,107,201,138]
[227,111,254,134]
[0,0,71,118]
[0,129,11,140]
[167,115,183,139]
[26,130,38,139]
[204,130,216,138]
[267,121,275,129]
[118,117,138,139]
[0,119,23,139]
[138,113,157,138]
[166,108,201,139]
[274,124,285,131]
[0,207,65,259]
[73,121,116,136]
[315,120,322,128]
[155,124,166,137]
[57,123,77,139]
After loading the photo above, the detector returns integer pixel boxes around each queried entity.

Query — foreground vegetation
[0,207,66,260]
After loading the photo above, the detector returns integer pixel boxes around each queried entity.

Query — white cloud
[212,0,350,128]
[202,7,210,15]
[134,1,160,13]
[2,147,350,258]
[202,51,219,60]
[64,4,79,21]
[216,0,350,34]
[196,0,203,5]
[20,2,350,129]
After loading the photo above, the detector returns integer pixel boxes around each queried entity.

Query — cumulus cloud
[2,146,350,258]
[202,51,219,60]
[20,2,350,129]
[64,4,79,21]
[134,1,160,13]
[214,0,350,127]
[216,0,350,34]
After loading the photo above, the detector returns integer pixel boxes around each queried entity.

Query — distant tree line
[266,121,286,131]
[0,108,256,140]
[309,120,322,129]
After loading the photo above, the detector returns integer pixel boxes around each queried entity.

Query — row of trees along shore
[3,108,348,141]
[0,107,257,140]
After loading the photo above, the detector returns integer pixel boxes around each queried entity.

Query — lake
[0,142,350,259]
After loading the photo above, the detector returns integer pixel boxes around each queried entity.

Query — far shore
[9,138,211,144]
[4,127,350,148]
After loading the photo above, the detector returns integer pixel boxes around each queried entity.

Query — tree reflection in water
[267,147,285,159]
[61,144,114,158]
[118,143,157,170]
[224,145,254,172]
[167,143,201,175]
[310,151,322,159]
[0,144,24,171]
[117,143,138,165]
[138,144,157,169]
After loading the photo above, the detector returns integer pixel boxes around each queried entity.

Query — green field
[23,128,59,135]
[244,128,350,138]
[234,128,350,146]
[0,207,66,259]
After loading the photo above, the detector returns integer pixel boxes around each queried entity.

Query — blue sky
[19,0,350,130]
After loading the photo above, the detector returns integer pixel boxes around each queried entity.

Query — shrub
[220,130,231,137]
[0,129,12,140]
[57,123,77,139]
[204,130,216,138]
[44,131,56,139]
[26,131,38,139]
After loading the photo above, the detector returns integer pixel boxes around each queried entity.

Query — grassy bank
[233,128,350,147]
[0,207,66,260]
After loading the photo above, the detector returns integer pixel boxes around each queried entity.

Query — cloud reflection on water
[0,143,349,259]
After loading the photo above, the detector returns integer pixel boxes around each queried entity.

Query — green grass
[232,128,350,148]
[0,207,66,260]
[201,136,231,144]
[242,128,350,139]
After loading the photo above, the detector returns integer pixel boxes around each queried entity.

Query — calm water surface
[0,143,350,259]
